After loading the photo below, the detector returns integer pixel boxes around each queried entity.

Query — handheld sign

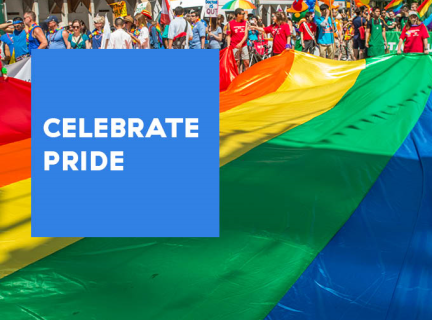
[205,0,218,18]
[135,2,151,16]
[109,1,127,18]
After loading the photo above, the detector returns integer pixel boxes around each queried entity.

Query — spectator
[411,1,419,11]
[190,10,206,49]
[23,11,48,54]
[300,12,317,54]
[45,15,69,49]
[80,20,91,37]
[334,13,343,60]
[227,8,249,72]
[107,18,132,49]
[397,10,429,54]
[136,12,150,49]
[314,4,337,59]
[207,17,222,49]
[352,8,366,60]
[89,15,104,49]
[366,7,387,57]
[67,19,91,49]
[124,15,140,47]
[168,6,193,49]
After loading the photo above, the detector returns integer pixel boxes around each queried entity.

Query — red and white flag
[160,0,174,25]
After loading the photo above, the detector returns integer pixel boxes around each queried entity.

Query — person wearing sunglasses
[45,16,69,49]
[226,8,249,72]
[189,10,206,49]
[0,17,30,63]
[67,19,91,49]
[23,11,48,54]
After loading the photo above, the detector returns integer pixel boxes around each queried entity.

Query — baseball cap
[44,15,59,23]
[408,10,418,17]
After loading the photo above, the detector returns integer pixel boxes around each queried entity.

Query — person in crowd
[366,7,387,57]
[386,11,397,31]
[398,6,409,29]
[343,20,355,60]
[67,19,90,49]
[411,1,419,11]
[89,15,104,49]
[1,17,29,63]
[149,21,162,49]
[334,13,343,60]
[68,21,73,34]
[207,17,222,49]
[299,12,317,54]
[314,4,337,59]
[80,20,91,37]
[397,10,429,54]
[124,15,140,48]
[45,15,68,49]
[223,14,235,48]
[135,12,150,49]
[352,8,366,60]
[226,8,249,72]
[253,11,291,56]
[107,17,132,49]
[189,10,206,49]
[24,11,48,54]
[162,24,169,48]
[168,6,193,49]
[248,16,259,46]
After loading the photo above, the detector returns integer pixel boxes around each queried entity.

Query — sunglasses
[72,26,80,29]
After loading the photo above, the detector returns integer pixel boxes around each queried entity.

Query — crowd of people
[0,2,430,78]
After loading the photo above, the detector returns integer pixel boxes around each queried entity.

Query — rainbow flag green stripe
[1,53,432,320]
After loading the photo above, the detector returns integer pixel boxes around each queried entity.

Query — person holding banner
[397,11,429,54]
[366,7,387,57]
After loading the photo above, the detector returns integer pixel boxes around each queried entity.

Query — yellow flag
[109,1,128,18]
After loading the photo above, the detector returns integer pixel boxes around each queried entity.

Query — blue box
[31,50,219,237]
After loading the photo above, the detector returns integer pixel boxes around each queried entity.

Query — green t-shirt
[162,25,169,39]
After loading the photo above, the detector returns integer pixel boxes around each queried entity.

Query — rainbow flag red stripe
[385,0,404,10]
[418,0,432,19]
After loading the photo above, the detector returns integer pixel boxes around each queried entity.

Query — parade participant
[334,13,343,60]
[68,21,73,34]
[314,4,337,59]
[226,8,249,72]
[136,12,150,49]
[207,17,222,49]
[352,8,366,59]
[108,17,132,49]
[398,6,409,29]
[168,6,193,49]
[397,11,429,54]
[45,15,69,49]
[67,19,91,49]
[5,17,30,62]
[254,11,291,56]
[0,21,15,62]
[386,11,397,31]
[299,12,317,54]
[343,21,355,60]
[223,14,235,49]
[247,16,259,46]
[190,10,206,49]
[23,11,48,54]
[411,1,419,11]
[124,15,140,48]
[80,20,91,37]
[89,15,104,49]
[366,7,387,57]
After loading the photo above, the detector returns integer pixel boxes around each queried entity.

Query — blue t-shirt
[190,20,206,49]
[314,16,337,45]
[10,29,29,58]
[1,33,14,56]
[89,29,103,49]
[209,26,222,49]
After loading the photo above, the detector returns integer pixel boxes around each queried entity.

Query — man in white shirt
[168,6,193,49]
[107,17,132,49]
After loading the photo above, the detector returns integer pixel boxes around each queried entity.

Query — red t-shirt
[400,24,429,53]
[299,21,317,41]
[229,20,247,47]
[263,22,291,54]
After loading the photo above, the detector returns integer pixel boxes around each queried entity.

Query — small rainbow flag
[385,0,404,11]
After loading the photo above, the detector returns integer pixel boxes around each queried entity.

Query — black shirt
[353,16,366,35]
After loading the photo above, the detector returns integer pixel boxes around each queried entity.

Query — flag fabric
[4,57,31,82]
[219,47,238,92]
[418,0,432,19]
[1,52,432,320]
[314,2,321,18]
[385,0,404,11]
[160,0,174,25]
[100,14,111,49]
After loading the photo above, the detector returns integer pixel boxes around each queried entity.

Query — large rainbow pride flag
[1,51,432,319]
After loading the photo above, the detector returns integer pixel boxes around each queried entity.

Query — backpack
[173,19,189,49]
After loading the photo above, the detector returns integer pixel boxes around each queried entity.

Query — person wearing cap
[89,15,105,49]
[45,15,69,49]
[189,10,206,49]
[1,17,30,63]
[124,15,140,48]
[23,11,48,54]
[108,17,132,49]
[397,11,429,54]
[365,7,387,57]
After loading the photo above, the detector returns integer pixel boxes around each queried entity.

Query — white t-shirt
[107,29,132,49]
[167,17,193,49]
[138,26,150,49]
